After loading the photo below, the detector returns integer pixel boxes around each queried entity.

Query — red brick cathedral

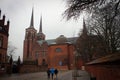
[22,9,77,72]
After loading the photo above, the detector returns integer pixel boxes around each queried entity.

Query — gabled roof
[87,53,120,65]
[37,37,78,46]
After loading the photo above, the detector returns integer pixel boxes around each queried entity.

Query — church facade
[21,9,77,72]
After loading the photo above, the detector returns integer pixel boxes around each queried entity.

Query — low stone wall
[19,64,47,73]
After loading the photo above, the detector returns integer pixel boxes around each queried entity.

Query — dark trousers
[55,74,57,78]
[47,74,50,79]
[51,73,54,79]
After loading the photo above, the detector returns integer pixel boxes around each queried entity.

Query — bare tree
[63,0,120,62]
[64,0,120,53]
[76,24,106,61]
[87,0,120,53]
[7,42,17,60]
[63,0,107,20]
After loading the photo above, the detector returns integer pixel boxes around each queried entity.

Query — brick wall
[85,64,120,80]
[48,43,74,70]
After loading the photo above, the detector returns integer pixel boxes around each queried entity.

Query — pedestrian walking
[47,68,50,80]
[55,68,58,79]
[50,67,55,80]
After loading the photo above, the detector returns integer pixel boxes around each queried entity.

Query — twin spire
[29,8,42,33]
[39,15,42,33]
[30,8,34,28]
[83,18,87,35]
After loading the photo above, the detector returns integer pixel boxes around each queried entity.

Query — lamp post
[73,49,79,80]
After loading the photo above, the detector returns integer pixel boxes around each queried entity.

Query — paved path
[72,70,91,80]
[0,72,47,80]
[58,70,72,80]
[0,70,90,80]
[58,70,90,80]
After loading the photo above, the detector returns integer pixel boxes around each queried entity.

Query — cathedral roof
[37,36,78,46]
[67,37,78,44]
[36,28,78,45]
[46,39,56,45]
[55,35,67,44]
[45,36,78,45]
[37,40,46,45]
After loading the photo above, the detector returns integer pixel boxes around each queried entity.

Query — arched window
[55,48,62,53]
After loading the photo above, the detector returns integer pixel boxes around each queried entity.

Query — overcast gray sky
[0,0,83,60]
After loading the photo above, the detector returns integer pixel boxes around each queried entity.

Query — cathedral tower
[37,15,45,40]
[23,9,37,61]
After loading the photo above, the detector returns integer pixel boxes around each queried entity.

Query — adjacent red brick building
[0,9,10,74]
[85,53,120,80]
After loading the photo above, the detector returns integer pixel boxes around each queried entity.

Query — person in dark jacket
[54,68,58,78]
[47,68,50,80]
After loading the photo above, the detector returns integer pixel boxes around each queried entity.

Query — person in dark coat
[54,68,58,78]
[47,68,50,80]
[50,68,55,80]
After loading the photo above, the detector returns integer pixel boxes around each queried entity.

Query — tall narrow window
[0,54,2,61]
[35,52,39,59]
[0,36,3,47]
[42,48,46,57]
[59,61,63,66]
[42,59,46,65]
